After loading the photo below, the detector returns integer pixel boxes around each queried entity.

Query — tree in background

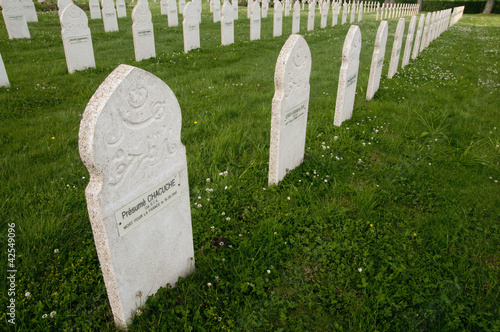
[483,0,495,13]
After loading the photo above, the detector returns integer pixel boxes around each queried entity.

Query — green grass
[1,3,499,331]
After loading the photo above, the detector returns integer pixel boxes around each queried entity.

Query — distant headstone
[320,2,328,28]
[102,0,119,32]
[332,2,338,26]
[334,25,361,127]
[179,0,186,15]
[375,2,379,20]
[1,0,31,39]
[183,2,200,53]
[366,20,388,100]
[269,34,311,186]
[132,0,155,61]
[61,3,96,73]
[212,0,220,22]
[21,0,37,22]
[58,0,72,17]
[292,1,300,33]
[387,17,404,79]
[261,0,268,18]
[89,0,102,19]
[284,0,290,16]
[193,0,202,23]
[0,52,10,88]
[341,3,347,24]
[247,0,252,18]
[402,15,416,68]
[221,0,234,45]
[116,0,127,18]
[232,0,238,19]
[357,2,362,21]
[307,1,315,31]
[350,2,355,23]
[420,12,431,52]
[79,64,195,328]
[273,0,283,37]
[250,1,261,40]
[160,0,168,15]
[167,0,178,26]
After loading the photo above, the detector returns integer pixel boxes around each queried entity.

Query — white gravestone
[58,0,72,17]
[193,0,201,23]
[102,0,119,32]
[401,15,416,68]
[320,2,328,28]
[357,2,362,21]
[167,0,178,26]
[387,17,404,79]
[183,2,200,53]
[273,0,283,37]
[250,1,261,41]
[341,3,347,24]
[420,12,431,52]
[261,0,268,18]
[2,0,31,39]
[21,0,37,22]
[212,0,220,22]
[0,52,10,88]
[292,1,300,34]
[116,0,126,18]
[79,64,195,328]
[89,0,102,19]
[412,13,425,59]
[179,0,186,15]
[221,0,234,45]
[350,2,355,23]
[334,25,361,127]
[285,0,290,16]
[132,1,155,61]
[269,34,311,186]
[366,20,387,101]
[232,0,238,19]
[247,0,251,19]
[61,3,96,74]
[307,1,315,31]
[375,2,379,20]
[332,3,338,26]
[160,0,168,15]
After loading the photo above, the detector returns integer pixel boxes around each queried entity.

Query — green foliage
[423,1,500,14]
[0,4,499,332]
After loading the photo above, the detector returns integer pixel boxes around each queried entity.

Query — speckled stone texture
[183,2,200,53]
[79,64,195,327]
[388,17,405,79]
[269,34,311,186]
[132,1,155,62]
[1,0,30,39]
[366,20,388,101]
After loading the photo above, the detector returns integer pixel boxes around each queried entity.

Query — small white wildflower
[221,212,225,215]
[206,178,211,183]
[215,276,220,281]
[42,314,48,319]
[219,241,224,246]
[239,234,242,237]
[226,217,231,221]
[267,270,271,274]
[207,282,212,287]
[197,204,202,208]
[50,311,56,318]
[274,232,277,235]
[218,317,222,321]
[334,136,338,140]
[25,292,31,299]
[358,268,362,272]
[211,226,215,231]
[287,197,291,200]
[54,249,59,254]
[136,309,143,317]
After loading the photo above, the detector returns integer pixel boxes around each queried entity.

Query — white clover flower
[50,311,56,318]
[221,212,225,215]
[136,309,143,316]
[287,197,291,201]
[267,270,271,274]
[211,226,215,231]
[334,136,339,140]
[207,282,212,287]
[42,314,48,319]
[226,217,231,221]
[358,268,362,272]
[54,249,59,254]
[215,276,220,281]
[25,292,31,299]
[206,178,211,183]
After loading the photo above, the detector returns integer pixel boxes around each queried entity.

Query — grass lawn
[0,2,499,331]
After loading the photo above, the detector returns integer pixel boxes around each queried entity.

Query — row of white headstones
[0,0,423,78]
[76,6,465,328]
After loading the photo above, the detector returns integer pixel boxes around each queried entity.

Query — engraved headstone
[232,0,238,19]
[273,0,283,37]
[79,64,195,328]
[58,0,72,17]
[193,0,202,23]
[132,0,155,61]
[420,12,431,52]
[366,20,387,100]
[402,15,416,68]
[212,0,220,22]
[167,0,178,26]
[89,0,102,19]
[221,0,234,45]
[21,0,37,22]
[292,1,300,33]
[160,0,168,15]
[179,0,186,15]
[269,34,311,186]
[1,0,31,39]
[0,52,10,88]
[61,3,96,73]
[261,0,268,18]
[341,2,347,24]
[183,2,200,53]
[334,25,361,127]
[102,0,119,32]
[284,0,290,16]
[357,1,362,21]
[387,17,404,79]
[307,1,315,31]
[250,1,260,40]
[320,1,328,28]
[332,2,338,26]
[350,2,355,23]
[116,0,126,18]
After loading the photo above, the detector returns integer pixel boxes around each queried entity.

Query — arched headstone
[2,0,31,39]
[132,0,155,61]
[250,1,261,40]
[292,1,300,33]
[183,2,200,53]
[273,0,283,37]
[102,0,119,32]
[366,20,388,100]
[387,17,405,79]
[89,0,102,19]
[221,0,234,45]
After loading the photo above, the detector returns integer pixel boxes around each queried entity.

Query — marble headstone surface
[221,0,234,45]
[21,0,37,22]
[307,1,315,31]
[0,52,10,88]
[183,2,200,53]
[292,1,300,34]
[250,1,261,41]
[412,13,425,59]
[334,25,361,127]
[132,0,155,61]
[116,0,126,18]
[60,3,96,73]
[273,0,282,37]
[402,15,416,68]
[2,0,31,39]
[89,0,102,19]
[167,0,178,26]
[79,64,195,328]
[366,20,388,101]
[102,0,119,32]
[269,34,311,185]
[387,17,405,79]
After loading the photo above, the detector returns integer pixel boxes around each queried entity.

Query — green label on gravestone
[114,172,181,237]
